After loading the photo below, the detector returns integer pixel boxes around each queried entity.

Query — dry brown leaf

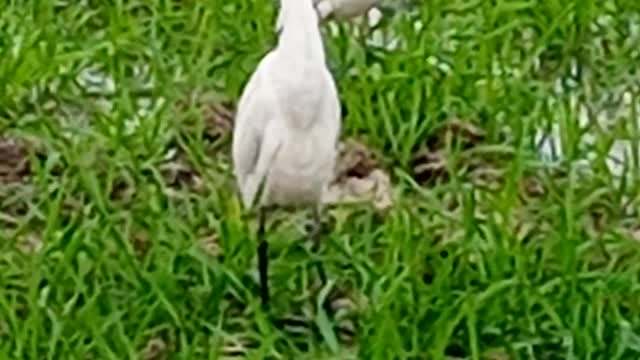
[0,137,30,183]
[324,139,393,211]
[411,118,488,184]
[412,149,447,183]
[335,139,379,180]
[337,318,357,344]
[323,168,393,211]
[469,164,504,191]
[175,91,235,141]
[204,101,235,140]
[222,335,250,358]
[159,148,204,191]
[520,174,545,198]
[329,287,357,315]
[369,169,393,211]
[426,118,486,150]
[444,117,486,146]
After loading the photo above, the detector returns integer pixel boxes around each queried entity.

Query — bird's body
[233,54,340,209]
[314,0,379,20]
[232,0,341,306]
[233,0,340,211]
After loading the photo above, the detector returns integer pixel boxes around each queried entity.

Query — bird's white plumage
[232,0,341,210]
[314,0,379,20]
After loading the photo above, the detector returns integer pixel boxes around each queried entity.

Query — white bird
[314,0,379,20]
[232,0,342,307]
[314,0,383,50]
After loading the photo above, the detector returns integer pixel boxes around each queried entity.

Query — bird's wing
[232,57,272,183]
[232,76,283,208]
[323,68,342,147]
[232,53,284,205]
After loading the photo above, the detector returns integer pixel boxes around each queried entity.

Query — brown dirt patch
[0,136,31,183]
[159,147,204,192]
[174,90,235,143]
[411,118,487,184]
[323,138,393,212]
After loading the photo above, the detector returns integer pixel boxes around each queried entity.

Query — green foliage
[1,0,640,358]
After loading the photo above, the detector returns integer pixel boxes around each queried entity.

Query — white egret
[314,0,385,51]
[232,0,342,307]
[314,0,379,20]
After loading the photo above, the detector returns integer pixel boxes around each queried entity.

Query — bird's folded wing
[232,56,274,181]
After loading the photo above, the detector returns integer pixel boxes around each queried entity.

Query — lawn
[1,0,640,359]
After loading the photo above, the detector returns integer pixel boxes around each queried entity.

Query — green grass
[1,0,640,358]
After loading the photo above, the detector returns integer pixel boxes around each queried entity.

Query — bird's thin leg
[310,207,327,287]
[258,208,270,308]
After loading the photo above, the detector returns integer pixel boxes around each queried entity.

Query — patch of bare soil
[0,136,30,183]
[411,118,487,185]
[130,227,152,258]
[0,136,76,254]
[0,137,39,241]
[174,90,235,145]
[164,91,237,194]
[110,175,136,203]
[323,138,393,212]
[159,147,205,193]
[519,173,546,199]
[203,100,234,142]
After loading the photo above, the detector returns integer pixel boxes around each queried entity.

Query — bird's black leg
[258,208,270,308]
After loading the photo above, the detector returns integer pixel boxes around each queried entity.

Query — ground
[1,1,640,359]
